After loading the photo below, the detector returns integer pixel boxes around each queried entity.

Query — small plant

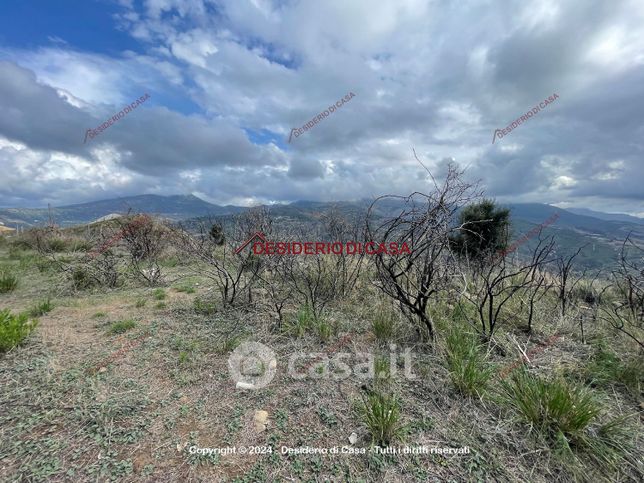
[29,298,54,317]
[135,298,147,308]
[498,369,635,470]
[175,284,196,294]
[152,288,166,300]
[317,407,338,426]
[374,356,391,385]
[193,296,217,315]
[92,311,107,318]
[372,308,396,342]
[498,369,600,441]
[0,270,18,293]
[275,409,288,431]
[159,256,179,267]
[0,309,39,352]
[220,335,244,353]
[315,318,333,342]
[583,346,642,395]
[47,238,67,252]
[444,326,492,396]
[358,390,405,446]
[107,319,137,335]
[287,304,315,337]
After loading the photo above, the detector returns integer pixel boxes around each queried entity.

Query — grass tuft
[583,346,642,395]
[107,319,137,335]
[358,390,405,446]
[315,317,334,342]
[499,369,636,473]
[193,296,217,315]
[0,270,18,293]
[286,304,315,337]
[444,325,492,396]
[0,309,39,352]
[29,298,54,317]
[499,369,600,438]
[372,308,396,343]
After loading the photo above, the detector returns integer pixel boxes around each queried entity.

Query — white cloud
[0,0,641,215]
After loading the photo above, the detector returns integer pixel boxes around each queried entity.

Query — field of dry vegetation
[1,176,642,482]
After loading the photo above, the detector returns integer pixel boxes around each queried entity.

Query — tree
[452,199,510,259]
[209,223,225,245]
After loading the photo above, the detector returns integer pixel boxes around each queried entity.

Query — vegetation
[371,307,396,343]
[498,369,636,473]
[29,298,54,317]
[107,319,137,335]
[358,390,405,446]
[0,182,642,481]
[452,198,510,259]
[0,310,39,352]
[444,325,492,396]
[0,269,18,293]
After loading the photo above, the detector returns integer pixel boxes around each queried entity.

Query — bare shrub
[173,207,270,307]
[116,214,165,286]
[554,245,587,317]
[462,232,556,340]
[366,160,480,341]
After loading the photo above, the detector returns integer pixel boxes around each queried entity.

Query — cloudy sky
[0,0,642,215]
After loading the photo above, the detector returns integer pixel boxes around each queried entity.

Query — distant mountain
[1,195,642,270]
[566,207,644,225]
[505,203,644,240]
[0,194,245,228]
[503,203,644,270]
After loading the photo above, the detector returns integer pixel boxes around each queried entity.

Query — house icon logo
[234,232,267,255]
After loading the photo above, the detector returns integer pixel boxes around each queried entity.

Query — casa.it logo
[228,342,277,390]
[234,232,411,256]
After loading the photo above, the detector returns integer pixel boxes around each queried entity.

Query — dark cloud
[0,0,642,215]
[288,158,325,180]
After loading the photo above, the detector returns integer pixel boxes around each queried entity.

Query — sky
[0,0,642,216]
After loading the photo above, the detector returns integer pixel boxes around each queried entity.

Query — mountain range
[1,194,642,270]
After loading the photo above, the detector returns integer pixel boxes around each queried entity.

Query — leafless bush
[257,252,294,328]
[366,161,480,341]
[517,234,556,333]
[599,235,644,350]
[319,207,366,298]
[612,234,644,321]
[116,214,165,286]
[283,253,339,319]
[173,207,270,307]
[554,245,587,317]
[462,232,555,340]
